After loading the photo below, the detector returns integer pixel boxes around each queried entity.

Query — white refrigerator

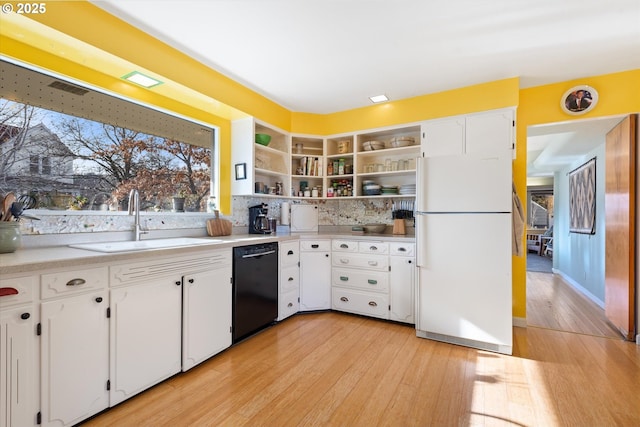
[415,152,513,354]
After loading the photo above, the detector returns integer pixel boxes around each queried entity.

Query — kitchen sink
[69,237,224,253]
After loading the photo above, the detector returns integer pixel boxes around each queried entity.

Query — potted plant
[172,190,187,212]
[68,195,88,210]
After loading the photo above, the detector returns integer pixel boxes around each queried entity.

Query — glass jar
[0,222,21,253]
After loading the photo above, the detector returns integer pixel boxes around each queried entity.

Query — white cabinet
[109,277,182,406]
[331,240,390,320]
[39,267,109,427]
[1,275,38,427]
[421,109,514,158]
[278,240,300,320]
[182,250,232,371]
[299,240,331,311]
[389,243,416,324]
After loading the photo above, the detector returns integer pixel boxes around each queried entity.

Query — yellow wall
[2,1,639,319]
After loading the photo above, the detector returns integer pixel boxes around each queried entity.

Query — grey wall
[554,142,606,304]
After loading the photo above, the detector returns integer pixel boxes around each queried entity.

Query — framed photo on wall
[561,85,598,115]
[569,157,596,234]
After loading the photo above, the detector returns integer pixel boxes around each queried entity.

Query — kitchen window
[0,62,218,213]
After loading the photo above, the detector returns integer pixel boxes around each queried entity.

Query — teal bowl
[255,133,271,146]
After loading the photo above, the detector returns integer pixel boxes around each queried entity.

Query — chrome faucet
[128,189,148,241]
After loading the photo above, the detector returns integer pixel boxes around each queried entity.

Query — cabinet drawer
[280,241,300,267]
[332,267,389,293]
[280,265,300,293]
[0,274,37,308]
[332,288,389,320]
[358,241,388,254]
[332,252,388,271]
[390,242,415,256]
[41,266,108,299]
[278,289,299,321]
[331,239,359,252]
[300,240,330,251]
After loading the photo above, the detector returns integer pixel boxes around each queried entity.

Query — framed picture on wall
[569,157,596,234]
[561,85,598,115]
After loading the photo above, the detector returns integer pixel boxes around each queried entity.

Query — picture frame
[569,157,596,234]
[235,163,246,180]
[561,85,598,115]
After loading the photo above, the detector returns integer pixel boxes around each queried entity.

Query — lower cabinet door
[278,289,299,321]
[389,256,416,324]
[332,288,389,320]
[182,268,232,371]
[110,280,182,406]
[41,291,109,427]
[1,305,38,427]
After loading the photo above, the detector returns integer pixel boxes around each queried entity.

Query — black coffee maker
[248,203,271,234]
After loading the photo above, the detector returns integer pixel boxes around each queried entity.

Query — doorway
[525,116,626,339]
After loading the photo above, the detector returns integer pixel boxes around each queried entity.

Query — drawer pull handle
[340,276,349,281]
[288,250,294,255]
[311,244,319,248]
[340,258,349,264]
[368,261,378,266]
[0,287,19,297]
[288,277,294,281]
[368,301,377,307]
[370,246,378,251]
[287,302,293,307]
[368,279,378,285]
[21,312,30,320]
[340,243,349,248]
[66,278,86,287]
[95,297,103,303]
[340,296,349,302]
[398,247,407,252]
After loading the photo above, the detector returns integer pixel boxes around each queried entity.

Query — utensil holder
[0,222,21,253]
[392,219,406,235]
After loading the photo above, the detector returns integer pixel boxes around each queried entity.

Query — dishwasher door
[232,243,279,343]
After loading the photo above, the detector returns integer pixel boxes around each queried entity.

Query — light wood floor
[83,311,640,427]
[526,271,622,339]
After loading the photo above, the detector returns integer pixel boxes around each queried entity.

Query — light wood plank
[83,312,640,427]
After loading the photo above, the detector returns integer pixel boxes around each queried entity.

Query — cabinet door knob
[175,281,182,286]
[325,254,329,258]
[66,278,86,287]
[368,301,378,307]
[340,296,349,302]
[188,278,195,284]
[95,297,103,303]
[20,312,30,320]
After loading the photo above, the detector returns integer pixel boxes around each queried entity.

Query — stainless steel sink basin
[69,237,223,253]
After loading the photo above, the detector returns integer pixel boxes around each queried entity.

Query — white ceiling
[93,0,640,114]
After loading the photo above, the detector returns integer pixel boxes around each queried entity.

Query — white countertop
[0,233,415,275]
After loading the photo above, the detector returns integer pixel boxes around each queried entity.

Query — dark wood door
[605,114,636,340]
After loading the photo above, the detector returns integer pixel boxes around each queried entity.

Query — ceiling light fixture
[369,94,389,103]
[122,71,163,88]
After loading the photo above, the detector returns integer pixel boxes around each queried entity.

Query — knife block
[392,219,406,235]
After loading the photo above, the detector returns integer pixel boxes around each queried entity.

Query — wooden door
[605,115,637,340]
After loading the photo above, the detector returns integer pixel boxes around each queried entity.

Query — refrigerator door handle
[416,156,424,212]
[415,214,427,268]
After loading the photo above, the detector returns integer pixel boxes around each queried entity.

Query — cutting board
[206,211,232,236]
[290,204,318,232]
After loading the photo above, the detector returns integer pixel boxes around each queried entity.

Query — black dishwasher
[232,242,279,343]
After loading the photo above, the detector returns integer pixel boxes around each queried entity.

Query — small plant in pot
[172,190,188,212]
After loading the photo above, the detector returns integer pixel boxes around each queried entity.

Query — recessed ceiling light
[369,94,389,103]
[122,71,163,88]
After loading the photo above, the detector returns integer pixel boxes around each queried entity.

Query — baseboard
[555,269,604,309]
[512,317,527,328]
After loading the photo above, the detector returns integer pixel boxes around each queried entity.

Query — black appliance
[248,203,272,234]
[232,242,279,343]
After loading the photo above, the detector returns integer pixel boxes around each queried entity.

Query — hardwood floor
[526,271,622,339]
[83,312,640,427]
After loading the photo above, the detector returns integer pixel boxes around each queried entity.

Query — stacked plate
[362,140,385,151]
[399,184,416,195]
[381,186,399,195]
[362,180,381,195]
[385,136,415,148]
